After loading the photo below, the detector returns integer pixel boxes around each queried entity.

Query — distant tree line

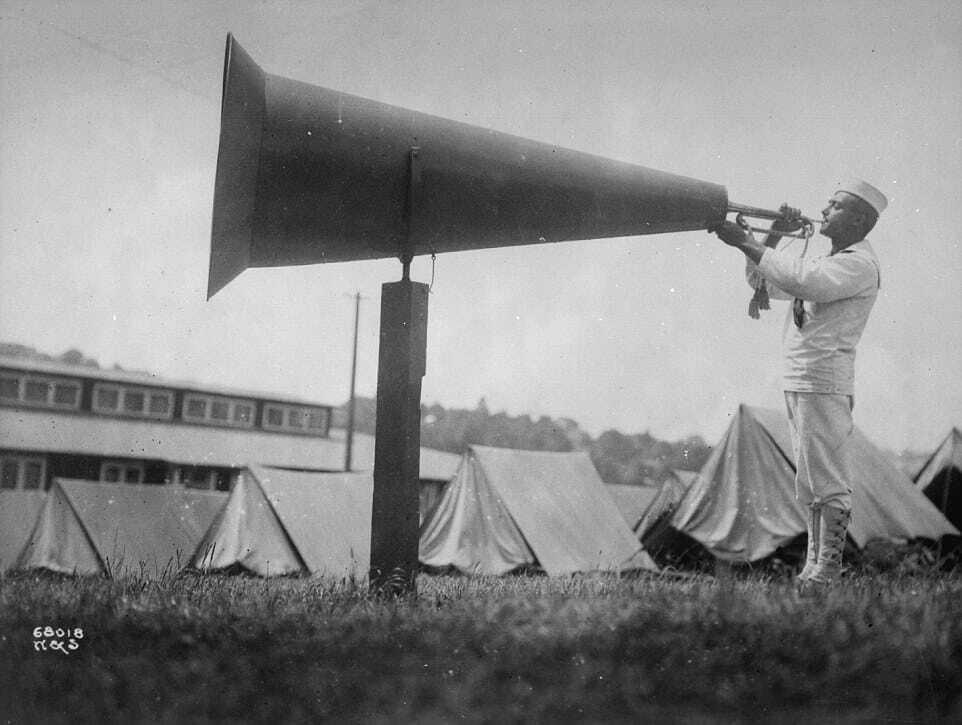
[335,396,712,487]
[0,342,138,372]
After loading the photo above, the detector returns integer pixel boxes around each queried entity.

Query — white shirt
[753,237,880,395]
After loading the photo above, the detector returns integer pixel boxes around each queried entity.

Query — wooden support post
[369,278,429,595]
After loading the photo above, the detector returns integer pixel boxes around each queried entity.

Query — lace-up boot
[806,505,851,586]
[797,504,820,582]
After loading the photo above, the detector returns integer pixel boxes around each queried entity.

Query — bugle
[727,202,819,239]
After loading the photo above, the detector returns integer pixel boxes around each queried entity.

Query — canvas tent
[419,445,656,575]
[633,469,697,541]
[606,484,659,530]
[18,479,226,576]
[0,490,46,572]
[671,406,959,562]
[323,428,456,525]
[192,465,372,578]
[914,428,962,531]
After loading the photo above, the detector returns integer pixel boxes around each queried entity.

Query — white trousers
[783,391,855,512]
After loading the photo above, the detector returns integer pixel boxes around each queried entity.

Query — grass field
[1,569,960,724]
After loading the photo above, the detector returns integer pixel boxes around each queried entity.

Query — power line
[344,291,368,472]
[2,13,215,102]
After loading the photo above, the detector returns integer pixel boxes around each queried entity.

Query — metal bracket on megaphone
[728,202,816,240]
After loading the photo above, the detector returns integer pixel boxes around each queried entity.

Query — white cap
[836,178,887,215]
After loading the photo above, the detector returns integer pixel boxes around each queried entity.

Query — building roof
[0,354,333,408]
[1,408,461,481]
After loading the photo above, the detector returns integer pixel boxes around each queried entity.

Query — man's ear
[855,210,869,235]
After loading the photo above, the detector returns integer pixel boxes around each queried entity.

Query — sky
[1,0,960,454]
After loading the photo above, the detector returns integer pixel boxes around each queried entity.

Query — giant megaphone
[209,34,729,298]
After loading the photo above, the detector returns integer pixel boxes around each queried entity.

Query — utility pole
[344,291,363,472]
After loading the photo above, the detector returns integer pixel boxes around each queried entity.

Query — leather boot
[798,504,820,581]
[806,505,851,585]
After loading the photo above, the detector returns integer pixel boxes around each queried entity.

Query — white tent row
[0,490,46,573]
[913,428,962,532]
[606,483,659,531]
[633,470,698,542]
[15,480,226,577]
[419,446,657,575]
[192,466,372,578]
[8,448,656,579]
[6,471,368,579]
[8,421,957,578]
[671,406,959,562]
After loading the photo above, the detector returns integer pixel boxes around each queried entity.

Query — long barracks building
[0,355,459,506]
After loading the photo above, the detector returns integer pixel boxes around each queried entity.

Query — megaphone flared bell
[209,33,728,298]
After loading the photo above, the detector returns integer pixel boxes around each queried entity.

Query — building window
[0,454,46,490]
[95,385,120,411]
[92,384,172,420]
[123,390,145,413]
[148,392,171,416]
[53,383,79,406]
[176,466,233,492]
[0,376,20,400]
[24,460,44,489]
[287,409,305,428]
[233,403,253,425]
[0,375,20,400]
[179,466,211,490]
[213,470,233,492]
[266,406,284,427]
[100,461,144,484]
[24,380,50,403]
[0,372,81,411]
[185,397,207,419]
[1,460,19,489]
[262,403,330,436]
[182,394,255,429]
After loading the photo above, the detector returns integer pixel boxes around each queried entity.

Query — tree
[334,396,713,484]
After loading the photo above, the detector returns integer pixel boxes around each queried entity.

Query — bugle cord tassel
[731,202,816,320]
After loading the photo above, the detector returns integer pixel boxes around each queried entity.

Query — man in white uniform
[711,179,887,586]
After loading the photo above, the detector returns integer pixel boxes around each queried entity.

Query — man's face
[819,192,862,240]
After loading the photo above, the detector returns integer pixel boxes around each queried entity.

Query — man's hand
[770,202,804,233]
[711,220,750,247]
[711,220,768,264]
